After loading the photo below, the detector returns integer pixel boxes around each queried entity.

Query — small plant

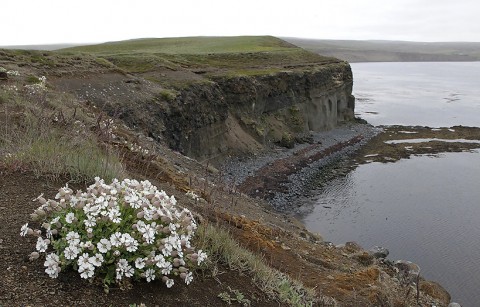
[21,177,207,289]
[159,89,177,102]
[218,287,251,306]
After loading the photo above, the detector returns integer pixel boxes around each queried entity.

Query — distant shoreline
[283,37,480,63]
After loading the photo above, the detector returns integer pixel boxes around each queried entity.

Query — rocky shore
[221,122,480,307]
[222,122,380,210]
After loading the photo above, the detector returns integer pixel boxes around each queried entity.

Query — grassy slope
[60,36,337,74]
[284,37,480,62]
[62,36,298,54]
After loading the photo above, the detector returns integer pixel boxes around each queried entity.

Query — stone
[345,241,363,253]
[0,71,8,80]
[369,246,389,258]
[395,260,420,276]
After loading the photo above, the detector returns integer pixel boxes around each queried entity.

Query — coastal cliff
[164,62,355,162]
[0,37,452,306]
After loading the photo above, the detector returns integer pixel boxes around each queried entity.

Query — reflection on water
[301,151,480,305]
[352,62,480,127]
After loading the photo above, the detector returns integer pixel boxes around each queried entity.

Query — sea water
[301,62,480,305]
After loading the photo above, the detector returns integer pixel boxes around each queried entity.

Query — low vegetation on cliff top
[60,36,338,75]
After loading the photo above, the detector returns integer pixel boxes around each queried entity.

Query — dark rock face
[0,72,8,80]
[170,62,356,162]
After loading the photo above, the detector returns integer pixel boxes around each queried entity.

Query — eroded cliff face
[50,61,354,164]
[168,62,355,162]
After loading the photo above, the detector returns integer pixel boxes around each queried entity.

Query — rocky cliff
[140,62,355,163]
[50,60,355,164]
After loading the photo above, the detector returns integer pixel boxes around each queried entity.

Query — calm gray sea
[301,62,480,306]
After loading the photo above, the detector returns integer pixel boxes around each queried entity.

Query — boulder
[369,245,389,258]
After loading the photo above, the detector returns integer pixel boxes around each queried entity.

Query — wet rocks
[369,245,389,258]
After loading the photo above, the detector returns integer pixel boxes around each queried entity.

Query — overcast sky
[2,0,479,45]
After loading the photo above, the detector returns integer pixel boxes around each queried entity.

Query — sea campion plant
[21,177,207,289]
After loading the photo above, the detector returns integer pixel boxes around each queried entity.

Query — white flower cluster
[21,177,207,288]
[128,143,150,156]
[7,70,20,76]
[24,75,47,94]
[186,190,200,201]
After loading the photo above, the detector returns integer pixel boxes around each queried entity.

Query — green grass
[58,36,337,74]
[62,36,298,55]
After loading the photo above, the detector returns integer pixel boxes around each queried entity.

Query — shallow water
[301,62,480,305]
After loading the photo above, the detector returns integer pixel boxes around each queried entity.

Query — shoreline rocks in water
[222,122,380,210]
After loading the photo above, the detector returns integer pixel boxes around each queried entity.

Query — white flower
[81,241,93,249]
[145,268,155,282]
[108,207,121,223]
[135,257,146,269]
[110,232,122,247]
[20,223,29,237]
[161,262,172,275]
[44,253,60,266]
[78,253,91,269]
[197,250,208,265]
[65,212,75,224]
[155,254,166,268]
[66,231,80,246]
[124,193,141,209]
[141,224,157,244]
[125,238,139,252]
[169,223,177,233]
[89,254,104,267]
[79,264,94,279]
[44,253,61,278]
[64,245,80,260]
[22,177,203,286]
[45,265,61,278]
[84,216,96,227]
[162,243,172,257]
[125,266,134,277]
[185,272,193,285]
[36,237,48,253]
[116,259,134,279]
[97,238,111,253]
